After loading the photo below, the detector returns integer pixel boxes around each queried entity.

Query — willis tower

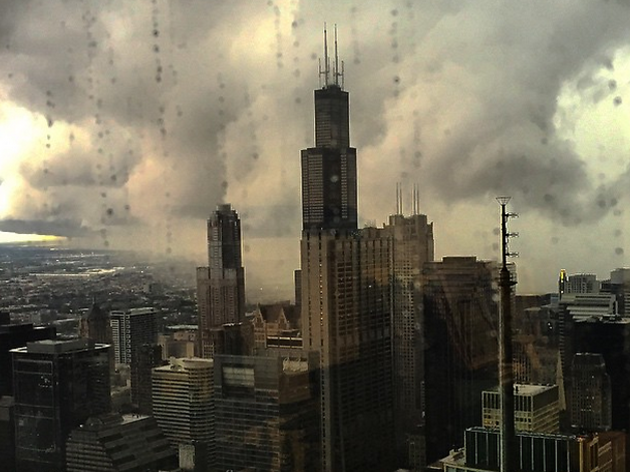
[300,27,395,472]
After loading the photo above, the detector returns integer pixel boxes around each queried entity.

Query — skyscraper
[0,321,55,397]
[109,307,158,365]
[197,203,245,358]
[384,212,434,470]
[11,339,111,472]
[300,47,356,232]
[109,307,159,411]
[570,353,612,431]
[299,29,395,471]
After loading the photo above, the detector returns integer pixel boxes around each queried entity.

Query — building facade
[11,339,111,472]
[482,384,560,433]
[214,353,320,472]
[421,256,500,463]
[570,353,612,432]
[0,322,55,397]
[384,213,434,470]
[152,357,214,472]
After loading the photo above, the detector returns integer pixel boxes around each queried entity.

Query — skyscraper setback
[197,203,245,358]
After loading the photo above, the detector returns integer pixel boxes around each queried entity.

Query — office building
[65,413,177,472]
[132,343,162,414]
[482,384,560,433]
[109,307,158,365]
[442,426,626,472]
[421,256,500,463]
[214,353,320,472]
[384,212,434,470]
[565,273,601,294]
[152,357,214,472]
[12,339,111,472]
[570,353,612,431]
[197,203,245,358]
[299,32,395,471]
[110,308,158,413]
[0,322,55,397]
[0,396,15,472]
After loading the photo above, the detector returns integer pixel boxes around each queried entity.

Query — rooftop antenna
[323,23,330,87]
[395,183,400,215]
[318,58,322,88]
[334,24,340,86]
[399,182,405,215]
[496,196,518,472]
[341,60,345,90]
[412,184,418,215]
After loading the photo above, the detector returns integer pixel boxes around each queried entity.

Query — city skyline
[0,1,629,294]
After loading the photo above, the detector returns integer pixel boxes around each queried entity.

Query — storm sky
[1,0,630,298]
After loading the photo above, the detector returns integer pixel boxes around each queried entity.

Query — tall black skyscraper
[300,28,395,472]
[301,30,357,232]
[12,339,111,472]
[197,203,246,358]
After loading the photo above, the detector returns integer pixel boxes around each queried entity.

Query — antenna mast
[334,24,340,86]
[323,24,330,87]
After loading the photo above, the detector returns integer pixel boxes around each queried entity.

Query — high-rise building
[109,307,158,365]
[214,353,320,472]
[570,353,612,431]
[152,357,214,472]
[132,343,163,414]
[65,413,177,472]
[109,307,159,412]
[11,339,111,472]
[0,322,55,397]
[197,203,245,358]
[384,213,434,470]
[299,31,395,471]
[482,384,560,433]
[421,256,500,463]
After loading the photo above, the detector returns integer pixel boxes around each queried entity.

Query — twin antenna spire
[319,23,344,89]
[396,183,421,216]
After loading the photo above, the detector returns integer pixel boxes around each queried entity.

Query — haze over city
[1,0,630,296]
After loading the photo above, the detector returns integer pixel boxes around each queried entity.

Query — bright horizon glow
[0,232,63,243]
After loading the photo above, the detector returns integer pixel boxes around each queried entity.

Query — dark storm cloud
[1,0,630,269]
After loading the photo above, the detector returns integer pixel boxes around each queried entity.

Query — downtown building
[11,339,111,472]
[384,212,434,470]
[421,256,501,463]
[152,357,214,472]
[109,307,160,412]
[214,353,320,472]
[196,203,246,358]
[298,35,396,472]
[65,413,177,472]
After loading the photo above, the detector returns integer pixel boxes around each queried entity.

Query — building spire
[319,23,344,90]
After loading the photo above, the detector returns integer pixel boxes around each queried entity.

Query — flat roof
[485,383,557,396]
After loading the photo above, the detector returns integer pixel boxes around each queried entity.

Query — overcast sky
[1,0,629,298]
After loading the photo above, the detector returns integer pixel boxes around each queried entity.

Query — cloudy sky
[1,0,629,298]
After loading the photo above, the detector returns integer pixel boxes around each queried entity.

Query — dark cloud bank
[1,0,629,293]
